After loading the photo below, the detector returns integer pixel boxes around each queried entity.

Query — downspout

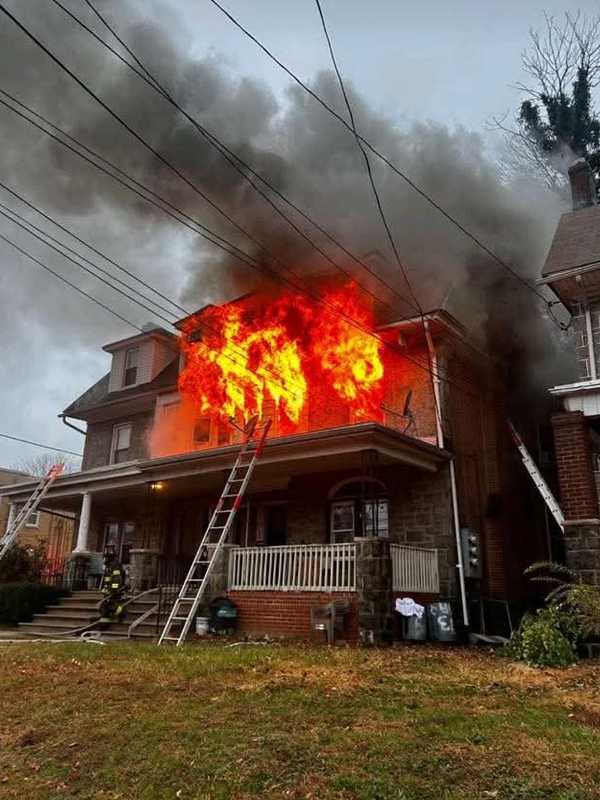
[424,320,469,626]
[58,413,86,436]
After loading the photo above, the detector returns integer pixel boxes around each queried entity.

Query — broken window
[193,417,211,445]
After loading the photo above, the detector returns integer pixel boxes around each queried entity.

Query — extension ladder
[158,416,271,646]
[0,463,64,563]
[508,420,564,532]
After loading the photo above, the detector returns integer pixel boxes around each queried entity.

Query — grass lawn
[1,642,600,800]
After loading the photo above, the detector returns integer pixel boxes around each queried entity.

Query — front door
[265,505,287,547]
[103,521,135,564]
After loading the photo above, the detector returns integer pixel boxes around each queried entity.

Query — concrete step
[20,620,88,631]
[42,610,97,620]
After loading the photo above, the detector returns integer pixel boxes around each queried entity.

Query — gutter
[424,319,469,627]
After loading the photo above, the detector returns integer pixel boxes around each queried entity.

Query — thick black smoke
[0,0,574,406]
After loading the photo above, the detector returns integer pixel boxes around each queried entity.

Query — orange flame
[178,283,384,428]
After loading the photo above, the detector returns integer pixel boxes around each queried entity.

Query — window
[25,511,40,528]
[193,417,211,445]
[111,423,132,464]
[123,347,139,387]
[329,478,389,541]
[331,501,355,543]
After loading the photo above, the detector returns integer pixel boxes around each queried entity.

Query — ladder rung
[172,616,188,622]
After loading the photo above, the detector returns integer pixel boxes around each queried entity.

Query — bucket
[196,616,210,636]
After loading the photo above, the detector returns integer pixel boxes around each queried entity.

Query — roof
[63,358,179,419]
[0,467,32,486]
[102,327,177,354]
[542,204,600,279]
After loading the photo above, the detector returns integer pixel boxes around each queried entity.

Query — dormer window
[123,347,139,387]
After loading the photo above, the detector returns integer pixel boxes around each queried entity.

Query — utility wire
[206,0,567,329]
[52,0,416,320]
[0,200,307,397]
[0,196,180,324]
[313,0,421,313]
[68,0,554,366]
[313,0,442,436]
[0,432,83,458]
[0,10,482,399]
[0,230,140,330]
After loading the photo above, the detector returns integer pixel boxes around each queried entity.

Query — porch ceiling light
[150,481,166,492]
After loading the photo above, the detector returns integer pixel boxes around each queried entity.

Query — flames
[178,283,384,430]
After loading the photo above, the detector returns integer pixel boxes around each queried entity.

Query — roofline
[538,257,600,286]
[102,328,178,354]
[378,308,466,339]
[0,423,450,501]
[62,383,178,421]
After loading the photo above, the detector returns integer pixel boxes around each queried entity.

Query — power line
[51,0,416,321]
[67,0,561,367]
[0,432,82,458]
[313,0,443,437]
[0,205,178,330]
[0,9,482,400]
[206,0,567,328]
[0,196,180,325]
[313,0,422,314]
[0,229,140,330]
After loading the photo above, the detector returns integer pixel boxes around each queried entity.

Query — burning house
[1,277,542,642]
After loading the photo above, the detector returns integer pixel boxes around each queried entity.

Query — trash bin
[209,596,239,634]
[428,601,456,642]
[404,611,427,641]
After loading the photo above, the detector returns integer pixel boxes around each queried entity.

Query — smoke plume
[0,0,575,429]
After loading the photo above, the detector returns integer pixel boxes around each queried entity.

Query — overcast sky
[0,0,595,468]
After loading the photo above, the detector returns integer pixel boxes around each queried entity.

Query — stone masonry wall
[82,411,154,470]
[563,524,600,586]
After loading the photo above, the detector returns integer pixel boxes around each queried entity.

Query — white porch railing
[228,543,356,592]
[390,544,440,593]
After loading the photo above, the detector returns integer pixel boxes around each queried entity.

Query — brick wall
[227,590,359,642]
[552,411,599,521]
[82,411,154,470]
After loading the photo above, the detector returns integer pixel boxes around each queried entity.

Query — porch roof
[0,423,450,508]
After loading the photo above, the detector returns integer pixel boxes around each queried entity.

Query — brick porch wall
[227,590,359,642]
[552,411,599,521]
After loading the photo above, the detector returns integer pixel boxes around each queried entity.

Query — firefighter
[98,545,128,623]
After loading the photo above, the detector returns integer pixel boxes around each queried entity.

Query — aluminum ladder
[508,420,564,532]
[0,463,64,563]
[158,416,271,646]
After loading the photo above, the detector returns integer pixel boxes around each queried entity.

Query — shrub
[0,583,69,625]
[0,541,48,583]
[508,605,578,668]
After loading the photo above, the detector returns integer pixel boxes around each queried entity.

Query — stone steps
[18,590,163,641]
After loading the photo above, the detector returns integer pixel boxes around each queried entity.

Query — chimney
[568,158,597,210]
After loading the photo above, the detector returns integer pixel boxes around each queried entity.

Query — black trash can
[208,596,239,635]
[428,601,456,642]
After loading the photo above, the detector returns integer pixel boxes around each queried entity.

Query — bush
[0,583,69,625]
[0,542,47,583]
[508,605,578,668]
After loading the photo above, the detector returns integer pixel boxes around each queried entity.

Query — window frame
[110,422,132,464]
[123,346,140,387]
[25,510,40,528]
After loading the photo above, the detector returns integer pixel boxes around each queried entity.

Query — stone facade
[563,523,600,586]
[354,538,393,644]
[82,411,154,471]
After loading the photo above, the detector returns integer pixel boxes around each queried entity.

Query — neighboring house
[0,289,544,641]
[539,160,600,586]
[0,467,75,568]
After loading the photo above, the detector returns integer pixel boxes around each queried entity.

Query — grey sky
[0,0,593,467]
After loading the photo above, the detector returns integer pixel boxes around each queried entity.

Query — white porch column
[4,503,17,535]
[73,492,92,553]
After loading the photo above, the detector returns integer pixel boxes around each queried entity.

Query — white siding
[108,349,127,392]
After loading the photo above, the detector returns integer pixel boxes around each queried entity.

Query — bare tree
[13,451,80,477]
[493,11,600,192]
